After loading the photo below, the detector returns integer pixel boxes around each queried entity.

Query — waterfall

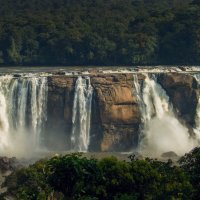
[133,74,146,143]
[29,77,48,148]
[136,74,196,156]
[71,76,93,152]
[0,75,48,156]
[0,76,10,151]
[133,74,142,102]
[193,74,200,140]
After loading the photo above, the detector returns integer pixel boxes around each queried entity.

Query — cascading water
[0,76,10,151]
[29,77,48,148]
[135,74,196,156]
[71,76,93,152]
[0,70,199,157]
[133,74,146,143]
[193,74,200,140]
[0,75,48,156]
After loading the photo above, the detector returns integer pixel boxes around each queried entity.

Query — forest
[2,147,200,200]
[0,0,200,66]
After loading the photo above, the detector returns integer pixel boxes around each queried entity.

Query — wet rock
[158,73,199,127]
[46,72,199,152]
[91,74,141,151]
[161,151,178,158]
[0,157,22,198]
[178,66,186,71]
[47,74,141,152]
[46,76,76,150]
[54,71,66,75]
[0,157,20,172]
[13,74,21,78]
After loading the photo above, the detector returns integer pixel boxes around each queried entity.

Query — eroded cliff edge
[46,72,199,152]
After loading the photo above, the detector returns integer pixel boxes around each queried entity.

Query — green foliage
[0,0,199,66]
[7,38,22,65]
[46,153,100,199]
[179,147,200,199]
[4,159,52,200]
[3,153,194,200]
[114,194,137,200]
[0,51,4,64]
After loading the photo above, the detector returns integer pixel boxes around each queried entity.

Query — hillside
[0,0,200,66]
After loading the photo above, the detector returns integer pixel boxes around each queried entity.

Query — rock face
[46,76,76,150]
[0,157,21,196]
[158,73,199,127]
[0,157,19,173]
[46,72,200,152]
[46,74,141,151]
[90,74,141,151]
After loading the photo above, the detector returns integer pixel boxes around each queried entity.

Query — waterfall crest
[0,75,48,156]
[134,74,196,156]
[71,76,93,151]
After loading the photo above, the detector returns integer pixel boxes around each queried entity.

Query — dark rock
[158,73,199,127]
[46,74,141,152]
[0,157,20,172]
[91,74,141,151]
[13,74,21,78]
[45,76,76,150]
[161,151,178,158]
[54,71,66,75]
[178,66,186,71]
[45,72,199,152]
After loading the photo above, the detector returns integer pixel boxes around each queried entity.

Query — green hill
[0,0,199,66]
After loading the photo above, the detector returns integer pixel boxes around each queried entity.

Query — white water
[133,74,142,103]
[0,75,48,157]
[71,76,93,151]
[0,77,10,152]
[0,71,199,157]
[193,74,200,140]
[29,77,48,148]
[136,74,197,156]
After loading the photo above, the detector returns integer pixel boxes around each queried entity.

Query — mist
[137,74,199,157]
[140,115,196,157]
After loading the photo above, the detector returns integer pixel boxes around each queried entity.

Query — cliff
[46,72,200,152]
[158,73,199,130]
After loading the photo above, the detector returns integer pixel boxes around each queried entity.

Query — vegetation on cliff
[3,148,200,200]
[0,0,200,66]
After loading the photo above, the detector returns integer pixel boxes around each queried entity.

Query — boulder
[161,151,178,158]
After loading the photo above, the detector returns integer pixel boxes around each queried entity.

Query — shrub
[2,153,194,200]
[179,147,200,199]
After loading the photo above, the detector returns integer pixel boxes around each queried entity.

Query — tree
[0,51,4,64]
[179,147,200,200]
[7,37,21,65]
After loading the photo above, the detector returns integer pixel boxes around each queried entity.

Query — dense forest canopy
[0,0,200,66]
[3,148,200,200]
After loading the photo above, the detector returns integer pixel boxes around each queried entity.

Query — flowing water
[0,68,199,157]
[133,74,197,156]
[193,74,200,140]
[0,75,48,156]
[0,73,94,156]
[71,76,93,151]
